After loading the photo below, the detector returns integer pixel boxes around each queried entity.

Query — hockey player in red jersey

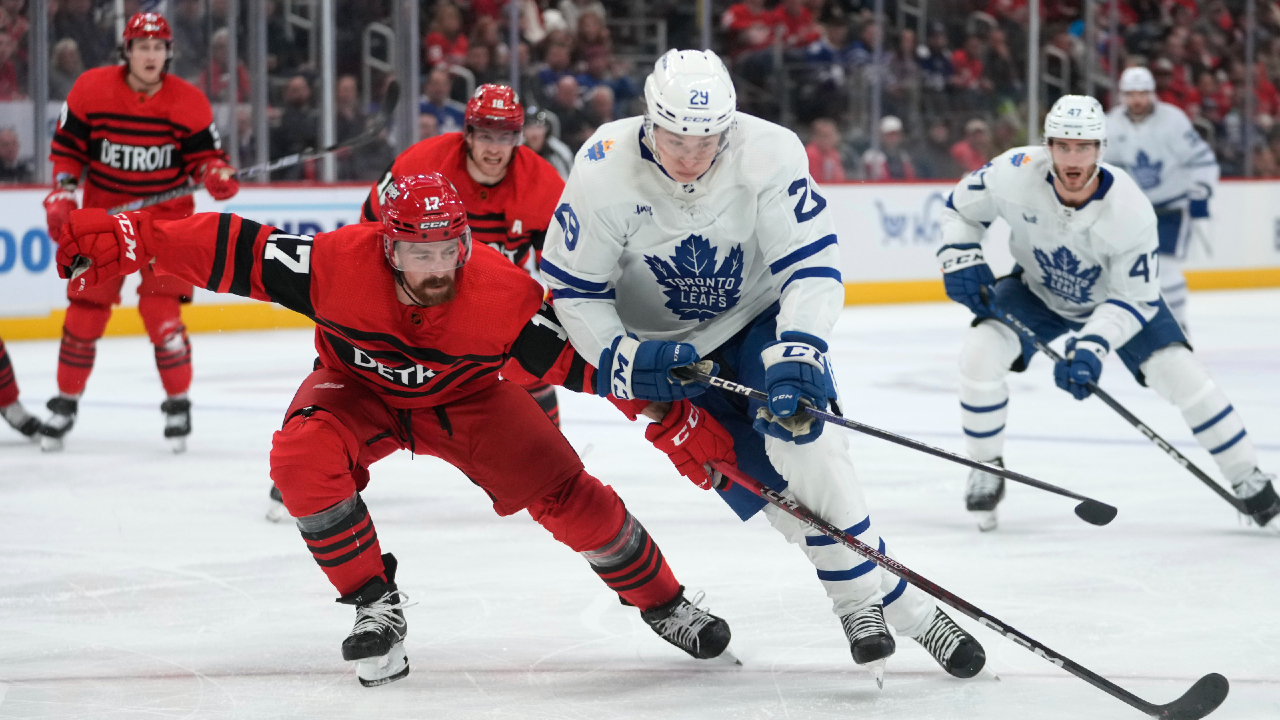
[0,336,43,438]
[55,173,733,686]
[41,12,239,453]
[361,85,567,425]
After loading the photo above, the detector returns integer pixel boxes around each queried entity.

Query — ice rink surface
[1,289,1277,720]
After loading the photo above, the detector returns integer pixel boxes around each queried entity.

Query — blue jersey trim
[780,267,842,294]
[1104,298,1148,327]
[770,234,838,274]
[1192,405,1235,435]
[1209,429,1248,455]
[882,576,909,607]
[816,539,886,581]
[805,516,871,546]
[1046,166,1114,210]
[551,288,616,301]
[540,259,609,292]
[964,425,1005,439]
[961,399,1008,413]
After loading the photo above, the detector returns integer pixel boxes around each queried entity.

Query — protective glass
[388,234,470,272]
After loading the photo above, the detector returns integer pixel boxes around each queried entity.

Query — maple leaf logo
[644,234,745,321]
[1129,150,1163,190]
[1033,246,1103,305]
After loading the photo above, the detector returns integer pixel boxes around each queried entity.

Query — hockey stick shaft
[989,306,1248,514]
[106,81,402,214]
[674,367,1117,525]
[710,460,1228,719]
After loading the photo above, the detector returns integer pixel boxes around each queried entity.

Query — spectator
[270,75,319,180]
[949,33,989,110]
[462,44,499,89]
[335,75,365,143]
[470,16,509,68]
[198,28,251,102]
[424,3,468,69]
[418,113,440,141]
[235,104,258,165]
[547,75,590,151]
[49,38,83,101]
[53,0,113,70]
[982,28,1020,108]
[1153,57,1200,116]
[721,0,773,61]
[169,0,209,79]
[917,22,953,115]
[575,12,610,61]
[1253,143,1279,178]
[419,66,466,134]
[583,84,614,129]
[0,126,32,183]
[535,41,574,105]
[523,107,574,178]
[951,118,993,173]
[1,0,28,47]
[0,30,22,100]
[909,118,960,179]
[883,28,921,119]
[806,118,846,183]
[558,0,606,39]
[266,0,305,74]
[576,48,639,116]
[768,0,821,50]
[862,115,916,180]
[1197,70,1228,124]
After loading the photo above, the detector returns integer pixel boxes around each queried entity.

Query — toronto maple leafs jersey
[1105,102,1219,211]
[941,145,1162,352]
[539,114,844,364]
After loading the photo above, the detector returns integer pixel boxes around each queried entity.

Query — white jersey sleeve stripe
[780,266,842,294]
[540,258,610,292]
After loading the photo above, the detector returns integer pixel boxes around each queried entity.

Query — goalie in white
[540,48,987,686]
[937,94,1278,531]
[1105,66,1219,335]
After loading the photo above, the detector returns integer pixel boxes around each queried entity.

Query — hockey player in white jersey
[1105,66,1219,334]
[540,48,986,685]
[938,94,1278,532]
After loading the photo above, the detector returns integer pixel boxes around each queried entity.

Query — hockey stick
[106,80,402,214]
[672,366,1117,526]
[985,302,1249,514]
[709,459,1229,720]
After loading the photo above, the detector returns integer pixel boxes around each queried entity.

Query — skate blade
[970,510,997,532]
[355,641,410,687]
[265,500,289,523]
[863,658,887,689]
[716,645,742,666]
[40,435,64,453]
[168,436,187,454]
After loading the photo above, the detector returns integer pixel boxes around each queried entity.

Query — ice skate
[1233,468,1280,530]
[1,400,42,439]
[266,484,289,523]
[337,554,413,687]
[640,586,735,662]
[39,396,78,452]
[911,607,986,679]
[965,458,1006,532]
[840,604,895,688]
[161,397,190,454]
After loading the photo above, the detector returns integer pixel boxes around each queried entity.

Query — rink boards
[2,180,1279,339]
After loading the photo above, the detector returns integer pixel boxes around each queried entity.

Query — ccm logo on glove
[117,214,138,261]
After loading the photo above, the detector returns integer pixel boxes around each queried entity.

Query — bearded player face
[127,38,168,87]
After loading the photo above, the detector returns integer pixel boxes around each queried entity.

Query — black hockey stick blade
[1153,673,1229,720]
[1074,498,1118,526]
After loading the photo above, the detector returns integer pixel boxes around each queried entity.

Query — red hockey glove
[200,159,240,200]
[44,187,78,241]
[609,395,652,421]
[55,208,153,290]
[644,400,737,490]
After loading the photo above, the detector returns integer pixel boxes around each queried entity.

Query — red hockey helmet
[465,84,524,135]
[381,173,472,272]
[123,12,173,44]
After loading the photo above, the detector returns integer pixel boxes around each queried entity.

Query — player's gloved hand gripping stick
[710,460,1229,720]
[105,81,402,214]
[670,362,1118,526]
[978,288,1252,515]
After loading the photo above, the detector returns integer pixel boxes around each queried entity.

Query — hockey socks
[296,493,387,597]
[0,337,19,408]
[581,510,680,611]
[56,301,112,396]
[140,296,192,396]
[526,382,559,427]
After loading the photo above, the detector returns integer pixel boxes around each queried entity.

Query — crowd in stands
[4,0,1280,182]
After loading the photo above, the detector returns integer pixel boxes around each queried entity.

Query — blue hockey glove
[1053,335,1109,401]
[597,334,713,402]
[937,243,996,318]
[752,332,835,444]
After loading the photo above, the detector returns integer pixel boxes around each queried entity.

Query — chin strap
[1050,161,1101,193]
[394,269,431,308]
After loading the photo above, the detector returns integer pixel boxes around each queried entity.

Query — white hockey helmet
[644,49,736,136]
[1043,94,1107,146]
[1118,66,1156,93]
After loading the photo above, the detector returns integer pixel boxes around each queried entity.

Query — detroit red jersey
[361,133,565,269]
[51,66,227,219]
[139,213,594,409]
